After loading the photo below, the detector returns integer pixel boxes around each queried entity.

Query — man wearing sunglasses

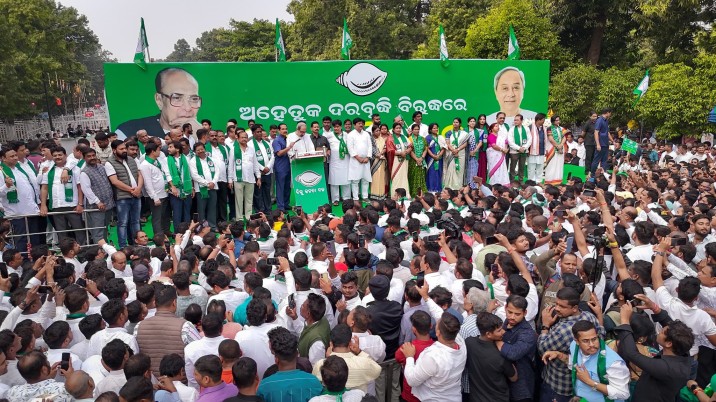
[116,67,203,139]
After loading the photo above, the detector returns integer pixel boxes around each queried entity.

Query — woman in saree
[486,122,510,186]
[425,123,444,192]
[408,123,427,196]
[388,122,411,195]
[369,124,388,199]
[544,115,567,185]
[476,114,489,182]
[465,116,480,188]
[443,117,469,190]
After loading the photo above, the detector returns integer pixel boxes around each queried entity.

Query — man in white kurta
[324,120,351,203]
[228,130,263,221]
[287,122,316,159]
[347,119,373,201]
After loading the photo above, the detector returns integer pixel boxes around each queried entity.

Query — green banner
[621,138,639,154]
[104,59,550,138]
[291,156,328,213]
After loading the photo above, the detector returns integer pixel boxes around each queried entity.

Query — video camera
[435,215,461,239]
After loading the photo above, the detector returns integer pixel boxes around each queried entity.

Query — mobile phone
[359,234,365,246]
[671,237,687,246]
[551,308,558,318]
[266,258,279,266]
[288,294,296,309]
[294,206,303,216]
[0,262,7,279]
[565,235,575,254]
[326,241,336,256]
[250,213,262,220]
[484,236,497,246]
[321,273,329,281]
[412,231,419,242]
[38,285,53,294]
[490,263,500,279]
[567,172,573,180]
[415,271,425,287]
[554,210,566,218]
[583,189,596,197]
[61,352,70,371]
[417,187,422,197]
[192,213,199,222]
[424,235,440,242]
[75,277,87,288]
[224,234,233,241]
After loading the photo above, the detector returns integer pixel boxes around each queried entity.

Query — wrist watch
[591,381,599,391]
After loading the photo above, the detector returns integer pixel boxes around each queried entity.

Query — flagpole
[146,47,151,63]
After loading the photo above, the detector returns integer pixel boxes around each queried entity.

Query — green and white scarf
[450,130,462,172]
[1,163,33,204]
[137,141,145,155]
[336,133,348,159]
[167,154,192,197]
[252,138,271,168]
[205,142,228,162]
[194,156,215,199]
[513,125,528,151]
[145,155,169,191]
[321,388,348,402]
[47,166,74,209]
[233,142,244,182]
[393,132,408,162]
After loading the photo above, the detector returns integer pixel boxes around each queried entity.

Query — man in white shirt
[205,130,231,223]
[507,114,531,183]
[324,120,351,205]
[347,118,373,201]
[43,321,83,378]
[0,148,43,253]
[234,298,277,380]
[250,126,275,214]
[411,112,429,138]
[93,339,129,397]
[78,148,115,244]
[189,142,219,230]
[87,299,139,357]
[39,146,86,245]
[184,314,227,389]
[287,122,316,159]
[138,142,169,238]
[229,130,262,222]
[207,271,249,314]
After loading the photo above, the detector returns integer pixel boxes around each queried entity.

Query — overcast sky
[59,0,293,62]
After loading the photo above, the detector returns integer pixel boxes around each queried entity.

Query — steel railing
[7,208,109,252]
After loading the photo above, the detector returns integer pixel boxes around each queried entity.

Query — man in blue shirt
[272,123,293,211]
[590,108,613,176]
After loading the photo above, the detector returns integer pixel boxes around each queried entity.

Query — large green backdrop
[104,60,550,134]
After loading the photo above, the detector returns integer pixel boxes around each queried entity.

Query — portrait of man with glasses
[116,67,203,139]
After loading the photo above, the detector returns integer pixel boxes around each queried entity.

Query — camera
[435,216,461,239]
[586,234,608,248]
[470,207,485,218]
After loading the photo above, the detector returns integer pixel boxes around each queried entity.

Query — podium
[291,151,329,213]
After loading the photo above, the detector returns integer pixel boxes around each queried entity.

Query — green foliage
[595,67,643,126]
[463,0,567,68]
[548,64,601,125]
[636,62,714,139]
[413,0,491,59]
[0,0,109,120]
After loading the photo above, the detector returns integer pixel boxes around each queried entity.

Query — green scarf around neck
[571,339,612,402]
[1,163,32,204]
[392,132,408,162]
[513,125,527,151]
[252,138,271,168]
[145,155,169,191]
[194,156,215,199]
[205,142,228,161]
[450,130,461,172]
[336,133,348,159]
[321,388,348,402]
[167,154,192,197]
[233,142,244,182]
[47,166,74,209]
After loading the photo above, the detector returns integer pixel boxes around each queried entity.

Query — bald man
[65,370,96,402]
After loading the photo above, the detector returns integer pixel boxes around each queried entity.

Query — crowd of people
[0,108,714,402]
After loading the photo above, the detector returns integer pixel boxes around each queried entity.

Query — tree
[287,0,427,60]
[636,62,714,139]
[595,67,643,127]
[463,0,568,68]
[0,0,107,120]
[166,39,194,62]
[548,64,602,126]
[413,0,492,59]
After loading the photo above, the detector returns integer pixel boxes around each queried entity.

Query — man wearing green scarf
[325,120,351,206]
[251,126,274,215]
[39,147,87,246]
[165,140,193,231]
[230,130,262,222]
[189,142,218,230]
[138,142,170,238]
[0,148,42,253]
[507,114,532,183]
[205,130,231,223]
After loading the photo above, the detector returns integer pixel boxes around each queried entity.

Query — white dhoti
[528,155,545,183]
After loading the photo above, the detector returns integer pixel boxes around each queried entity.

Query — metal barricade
[6,208,107,252]
[378,358,401,402]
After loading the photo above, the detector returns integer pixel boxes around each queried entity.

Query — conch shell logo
[336,63,388,96]
[296,170,322,187]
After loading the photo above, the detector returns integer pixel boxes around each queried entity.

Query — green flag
[133,18,149,70]
[632,69,649,106]
[508,24,520,60]
[275,18,286,62]
[341,18,353,60]
[439,25,450,67]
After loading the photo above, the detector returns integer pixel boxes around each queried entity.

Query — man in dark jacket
[366,274,403,402]
[500,295,537,402]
